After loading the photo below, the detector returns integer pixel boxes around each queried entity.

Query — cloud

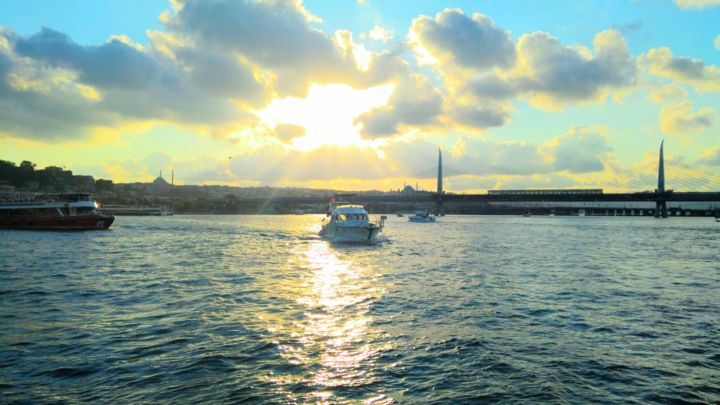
[356,74,443,137]
[613,20,642,34]
[660,101,715,135]
[674,0,720,9]
[273,124,306,142]
[407,11,638,124]
[363,25,394,43]
[0,40,120,139]
[0,25,264,140]
[409,8,515,70]
[698,147,720,166]
[228,144,389,182]
[544,126,612,173]
[15,28,161,90]
[642,47,720,92]
[715,34,720,50]
[512,30,637,107]
[448,103,510,129]
[166,0,360,97]
[442,137,552,175]
[174,47,266,102]
[463,73,518,100]
[647,83,688,103]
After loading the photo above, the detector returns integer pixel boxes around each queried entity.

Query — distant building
[401,185,416,194]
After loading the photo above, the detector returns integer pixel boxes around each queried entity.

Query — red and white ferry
[0,193,114,230]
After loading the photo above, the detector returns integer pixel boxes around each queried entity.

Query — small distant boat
[523,210,532,217]
[320,203,385,243]
[395,212,404,217]
[408,209,436,223]
[0,193,114,230]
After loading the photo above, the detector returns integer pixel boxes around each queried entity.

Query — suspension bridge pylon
[655,140,668,218]
[434,148,445,216]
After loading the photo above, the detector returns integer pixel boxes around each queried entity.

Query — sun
[255,83,394,151]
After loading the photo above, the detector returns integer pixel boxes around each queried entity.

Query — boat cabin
[329,205,370,222]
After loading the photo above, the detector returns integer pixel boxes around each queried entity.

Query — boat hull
[408,216,435,223]
[320,224,383,244]
[0,214,115,230]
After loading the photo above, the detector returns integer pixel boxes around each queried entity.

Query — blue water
[1,215,719,403]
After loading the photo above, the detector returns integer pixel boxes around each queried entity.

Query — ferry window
[338,214,346,221]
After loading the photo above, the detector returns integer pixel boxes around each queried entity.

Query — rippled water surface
[1,215,719,403]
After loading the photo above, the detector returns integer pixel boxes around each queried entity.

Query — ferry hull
[0,214,115,230]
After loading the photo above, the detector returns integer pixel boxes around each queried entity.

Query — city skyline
[1,0,718,191]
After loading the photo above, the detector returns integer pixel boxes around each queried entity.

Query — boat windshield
[336,214,367,221]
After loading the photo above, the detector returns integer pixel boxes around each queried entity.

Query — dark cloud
[0,25,263,140]
[175,48,265,102]
[410,8,515,69]
[356,74,443,137]
[449,104,509,129]
[168,0,359,97]
[643,48,720,92]
[464,73,517,100]
[513,30,637,104]
[15,28,162,89]
[0,83,115,139]
[0,45,118,139]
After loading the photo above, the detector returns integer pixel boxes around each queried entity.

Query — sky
[0,0,718,191]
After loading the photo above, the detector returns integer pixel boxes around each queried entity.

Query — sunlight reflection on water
[266,239,391,403]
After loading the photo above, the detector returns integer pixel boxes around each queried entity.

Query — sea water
[1,215,718,403]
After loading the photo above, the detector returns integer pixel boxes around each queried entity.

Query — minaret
[171,169,174,186]
[159,169,162,179]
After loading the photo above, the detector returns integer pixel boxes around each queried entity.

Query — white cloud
[543,126,612,173]
[674,0,720,9]
[366,25,394,43]
[660,101,715,135]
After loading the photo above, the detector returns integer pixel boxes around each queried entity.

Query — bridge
[238,141,720,217]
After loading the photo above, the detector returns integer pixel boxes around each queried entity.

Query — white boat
[320,203,386,243]
[408,209,436,223]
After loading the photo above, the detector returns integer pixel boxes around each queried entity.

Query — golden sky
[0,0,718,191]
